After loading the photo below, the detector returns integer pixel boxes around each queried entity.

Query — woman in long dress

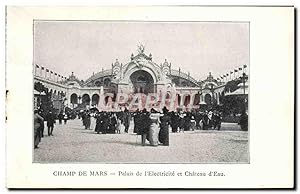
[148,108,161,146]
[116,117,122,134]
[159,107,170,146]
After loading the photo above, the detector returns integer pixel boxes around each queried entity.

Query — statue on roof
[137,43,145,54]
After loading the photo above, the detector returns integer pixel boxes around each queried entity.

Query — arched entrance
[184,95,191,106]
[82,94,90,106]
[130,70,154,94]
[194,93,200,105]
[91,94,100,106]
[70,93,78,105]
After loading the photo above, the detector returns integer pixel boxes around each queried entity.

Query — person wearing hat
[170,111,179,133]
[123,108,130,133]
[184,111,192,131]
[139,108,151,146]
[95,112,103,134]
[133,109,140,134]
[46,110,56,136]
[63,113,68,124]
[159,107,171,146]
[202,111,209,130]
[148,108,160,146]
[179,111,185,133]
[34,110,44,149]
[101,112,109,134]
[58,112,63,124]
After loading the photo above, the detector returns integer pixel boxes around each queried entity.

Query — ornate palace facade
[34,48,228,112]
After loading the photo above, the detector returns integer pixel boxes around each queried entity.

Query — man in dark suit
[170,111,179,133]
[46,111,56,136]
[133,109,140,134]
[123,108,131,133]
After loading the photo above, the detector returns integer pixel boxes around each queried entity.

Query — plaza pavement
[34,119,249,163]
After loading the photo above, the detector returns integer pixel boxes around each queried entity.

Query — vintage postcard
[6,6,294,188]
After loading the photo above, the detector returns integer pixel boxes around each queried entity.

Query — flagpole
[243,73,246,108]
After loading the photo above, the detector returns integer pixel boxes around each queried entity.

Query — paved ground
[34,119,249,163]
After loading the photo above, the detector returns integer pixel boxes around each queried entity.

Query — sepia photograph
[33,21,249,163]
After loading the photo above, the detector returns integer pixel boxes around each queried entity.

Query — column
[100,86,104,96]
[78,95,82,104]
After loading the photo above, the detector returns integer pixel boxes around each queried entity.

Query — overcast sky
[34,21,249,81]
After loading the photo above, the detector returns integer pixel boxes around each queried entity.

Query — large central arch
[130,70,154,94]
[123,61,159,84]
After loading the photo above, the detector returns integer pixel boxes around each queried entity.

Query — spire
[207,72,213,81]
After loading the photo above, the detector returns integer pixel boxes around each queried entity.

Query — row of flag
[216,65,248,82]
[35,64,68,80]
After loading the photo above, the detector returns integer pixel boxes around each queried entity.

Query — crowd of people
[34,106,248,148]
[77,107,225,146]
